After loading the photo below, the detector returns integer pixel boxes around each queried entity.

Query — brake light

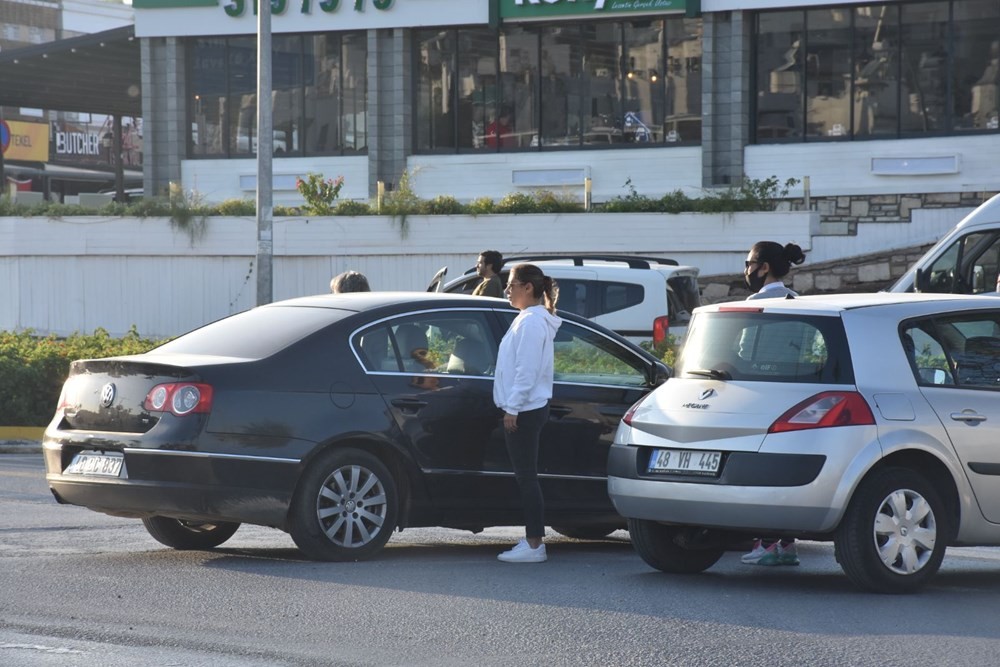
[143,383,214,416]
[653,316,670,345]
[622,393,654,426]
[768,391,874,433]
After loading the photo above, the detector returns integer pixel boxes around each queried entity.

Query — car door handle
[950,411,987,423]
[391,398,427,414]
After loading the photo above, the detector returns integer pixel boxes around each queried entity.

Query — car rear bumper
[44,442,301,527]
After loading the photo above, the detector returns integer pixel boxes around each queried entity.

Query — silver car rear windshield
[150,306,348,359]
[676,310,854,384]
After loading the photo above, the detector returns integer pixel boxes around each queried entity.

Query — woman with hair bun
[741,240,806,566]
[743,241,806,300]
[494,263,561,563]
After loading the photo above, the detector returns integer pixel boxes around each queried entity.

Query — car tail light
[143,383,214,416]
[768,391,874,434]
[653,316,670,345]
[622,393,654,426]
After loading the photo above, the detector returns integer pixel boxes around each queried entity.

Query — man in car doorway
[473,250,504,298]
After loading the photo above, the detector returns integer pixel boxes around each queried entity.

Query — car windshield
[676,311,854,384]
[150,305,348,359]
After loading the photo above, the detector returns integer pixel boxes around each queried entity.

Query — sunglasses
[745,259,761,269]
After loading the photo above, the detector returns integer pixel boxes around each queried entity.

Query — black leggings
[504,404,549,539]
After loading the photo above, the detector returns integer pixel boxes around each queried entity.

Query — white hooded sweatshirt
[493,305,562,416]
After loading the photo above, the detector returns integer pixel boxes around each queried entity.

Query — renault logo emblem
[699,388,716,401]
[100,383,117,408]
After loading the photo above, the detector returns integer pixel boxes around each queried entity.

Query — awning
[0,26,141,117]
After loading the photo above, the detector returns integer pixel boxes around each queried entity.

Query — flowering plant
[296,173,345,216]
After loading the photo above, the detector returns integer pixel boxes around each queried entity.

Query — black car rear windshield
[676,311,854,384]
[150,305,348,359]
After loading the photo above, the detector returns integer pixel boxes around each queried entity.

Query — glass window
[678,312,853,384]
[540,26,581,147]
[580,23,622,146]
[189,38,227,156]
[952,0,1000,132]
[341,33,367,154]
[853,4,900,138]
[228,37,257,157]
[908,314,1000,389]
[899,2,949,134]
[272,35,303,156]
[624,21,662,143]
[597,282,643,316]
[304,35,340,155]
[664,18,702,143]
[499,26,540,150]
[415,29,457,151]
[457,29,502,150]
[805,8,852,139]
[553,322,647,387]
[902,325,954,385]
[355,313,496,377]
[756,11,805,141]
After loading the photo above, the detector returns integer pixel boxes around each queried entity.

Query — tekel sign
[0,120,50,162]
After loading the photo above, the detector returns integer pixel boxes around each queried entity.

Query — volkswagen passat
[608,293,1000,593]
[44,292,668,561]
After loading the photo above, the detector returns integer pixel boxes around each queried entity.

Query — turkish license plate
[65,453,124,477]
[648,448,721,476]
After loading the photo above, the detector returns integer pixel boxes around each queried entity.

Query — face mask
[745,270,767,293]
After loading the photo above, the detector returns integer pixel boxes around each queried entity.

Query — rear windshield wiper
[685,368,732,381]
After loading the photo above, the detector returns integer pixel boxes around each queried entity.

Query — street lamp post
[255,0,274,306]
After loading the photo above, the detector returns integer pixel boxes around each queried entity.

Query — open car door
[426,266,448,292]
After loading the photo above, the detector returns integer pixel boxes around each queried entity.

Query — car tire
[289,448,398,562]
[627,518,725,573]
[141,517,240,550]
[552,525,624,540]
[835,467,949,594]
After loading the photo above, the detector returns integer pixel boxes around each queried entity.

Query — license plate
[65,453,124,477]
[648,448,721,476]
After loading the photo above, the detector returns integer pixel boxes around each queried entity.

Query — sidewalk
[0,427,44,454]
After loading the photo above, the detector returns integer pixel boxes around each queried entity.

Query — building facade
[134,0,1000,209]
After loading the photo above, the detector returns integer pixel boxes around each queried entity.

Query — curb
[0,427,45,454]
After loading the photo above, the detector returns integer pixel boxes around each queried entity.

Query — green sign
[499,0,687,20]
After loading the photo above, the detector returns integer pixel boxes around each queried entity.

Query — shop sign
[500,0,687,20]
[54,129,102,158]
[0,120,49,162]
[222,0,393,19]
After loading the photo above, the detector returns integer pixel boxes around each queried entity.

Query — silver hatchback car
[608,293,1000,593]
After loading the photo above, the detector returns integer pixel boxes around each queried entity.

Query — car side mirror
[650,361,672,387]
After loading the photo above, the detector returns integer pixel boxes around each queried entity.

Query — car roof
[954,192,1000,232]
[269,291,509,312]
[696,292,1000,315]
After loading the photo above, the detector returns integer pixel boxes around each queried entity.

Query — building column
[702,10,751,187]
[141,37,186,198]
[367,28,412,197]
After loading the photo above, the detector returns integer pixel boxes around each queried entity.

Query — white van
[890,193,1000,294]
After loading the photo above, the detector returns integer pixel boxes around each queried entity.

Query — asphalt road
[4,452,1000,666]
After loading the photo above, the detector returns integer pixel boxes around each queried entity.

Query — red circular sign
[0,120,10,155]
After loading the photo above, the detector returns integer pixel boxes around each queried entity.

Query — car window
[495,313,648,387]
[678,312,853,384]
[667,275,701,314]
[906,313,1000,389]
[923,232,1000,294]
[596,281,644,316]
[353,311,496,377]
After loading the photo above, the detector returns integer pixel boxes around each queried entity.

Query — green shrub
[598,178,661,213]
[296,173,345,216]
[659,189,692,213]
[640,334,680,369]
[466,197,495,215]
[216,198,257,216]
[424,195,465,215]
[0,327,165,426]
[335,199,374,216]
[533,190,584,213]
[494,192,538,214]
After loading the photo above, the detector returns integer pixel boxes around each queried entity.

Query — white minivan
[890,193,1000,294]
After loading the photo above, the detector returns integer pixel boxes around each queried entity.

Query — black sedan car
[43,292,669,561]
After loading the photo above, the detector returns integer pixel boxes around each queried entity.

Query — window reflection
[755,11,804,140]
[953,0,1000,132]
[805,8,851,139]
[899,2,948,134]
[853,4,899,138]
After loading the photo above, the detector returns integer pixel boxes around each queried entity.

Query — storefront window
[755,11,804,141]
[187,32,366,157]
[189,38,227,156]
[853,4,899,138]
[805,8,851,139]
[414,17,697,154]
[952,0,1000,132]
[415,29,457,151]
[756,1,1000,143]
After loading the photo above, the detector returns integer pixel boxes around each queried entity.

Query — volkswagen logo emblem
[100,383,117,408]
[699,388,716,401]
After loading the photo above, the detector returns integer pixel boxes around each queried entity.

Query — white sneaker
[498,539,547,563]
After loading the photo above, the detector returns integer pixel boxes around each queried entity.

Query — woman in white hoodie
[494,263,562,563]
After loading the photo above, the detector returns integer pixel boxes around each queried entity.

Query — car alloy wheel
[835,466,949,594]
[289,448,399,561]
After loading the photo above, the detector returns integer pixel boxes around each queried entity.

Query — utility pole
[255,0,274,306]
